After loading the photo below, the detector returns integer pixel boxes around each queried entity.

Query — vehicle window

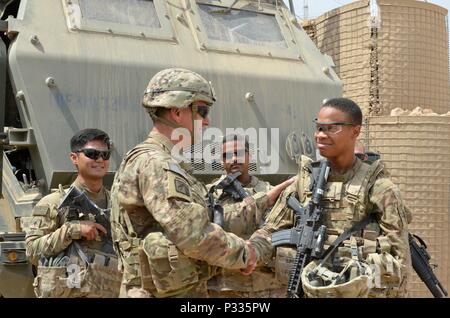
[198,4,286,48]
[79,0,161,28]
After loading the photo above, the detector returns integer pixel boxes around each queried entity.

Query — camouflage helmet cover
[301,258,373,298]
[142,68,216,109]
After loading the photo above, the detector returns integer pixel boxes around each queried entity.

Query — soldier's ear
[353,125,361,139]
[70,152,79,166]
[169,108,183,124]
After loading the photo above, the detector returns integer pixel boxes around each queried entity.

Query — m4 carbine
[272,160,331,298]
[58,185,111,240]
[216,171,249,201]
[207,171,250,227]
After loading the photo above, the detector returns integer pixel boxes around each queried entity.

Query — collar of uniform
[329,158,363,183]
[148,131,175,154]
[247,175,260,188]
[72,179,106,202]
[148,131,194,173]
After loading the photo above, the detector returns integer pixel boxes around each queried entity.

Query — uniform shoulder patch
[165,163,192,202]
[175,178,191,197]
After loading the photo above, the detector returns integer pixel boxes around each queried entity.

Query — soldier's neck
[75,175,103,193]
[328,153,357,175]
[238,174,251,186]
[152,126,175,144]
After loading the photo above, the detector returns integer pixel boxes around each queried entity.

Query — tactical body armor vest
[275,156,406,297]
[111,140,217,297]
[33,187,121,298]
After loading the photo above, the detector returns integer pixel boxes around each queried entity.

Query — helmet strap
[191,104,198,145]
[148,110,181,129]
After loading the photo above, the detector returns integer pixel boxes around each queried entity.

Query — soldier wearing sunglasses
[24,128,121,297]
[250,98,411,298]
[207,134,292,298]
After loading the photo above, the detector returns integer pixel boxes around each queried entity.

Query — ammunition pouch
[33,266,73,298]
[118,238,142,286]
[33,252,121,298]
[142,232,200,295]
[366,252,403,289]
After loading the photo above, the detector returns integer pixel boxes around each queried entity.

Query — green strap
[318,214,376,267]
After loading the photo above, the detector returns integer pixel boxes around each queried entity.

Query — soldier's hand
[241,241,257,275]
[266,176,297,207]
[79,221,107,241]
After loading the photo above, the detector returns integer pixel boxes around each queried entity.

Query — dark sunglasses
[355,153,367,160]
[77,148,111,160]
[194,105,210,119]
[222,150,248,160]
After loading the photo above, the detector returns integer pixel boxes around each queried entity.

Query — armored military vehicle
[0,0,341,297]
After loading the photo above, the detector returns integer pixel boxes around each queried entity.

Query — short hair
[322,97,363,125]
[222,134,250,152]
[70,128,111,152]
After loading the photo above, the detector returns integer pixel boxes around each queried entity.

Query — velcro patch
[175,179,191,197]
[167,171,192,202]
[32,205,49,216]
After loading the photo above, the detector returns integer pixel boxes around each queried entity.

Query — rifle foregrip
[286,250,304,298]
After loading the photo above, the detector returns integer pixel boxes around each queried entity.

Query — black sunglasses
[355,153,367,160]
[194,105,210,119]
[222,149,248,159]
[77,148,111,160]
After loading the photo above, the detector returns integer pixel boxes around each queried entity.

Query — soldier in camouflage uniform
[207,134,287,297]
[250,98,412,298]
[24,129,121,298]
[110,68,287,298]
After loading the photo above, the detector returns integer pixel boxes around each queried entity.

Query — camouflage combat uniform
[111,132,255,298]
[251,156,412,298]
[24,179,121,298]
[207,176,285,298]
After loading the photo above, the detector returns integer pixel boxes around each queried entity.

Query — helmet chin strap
[148,106,197,146]
[191,104,199,146]
[148,108,181,129]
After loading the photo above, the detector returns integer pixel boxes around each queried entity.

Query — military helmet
[142,68,216,109]
[301,258,373,298]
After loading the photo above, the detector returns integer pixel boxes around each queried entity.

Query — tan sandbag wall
[313,0,372,116]
[376,0,449,115]
[310,0,449,117]
[366,115,450,297]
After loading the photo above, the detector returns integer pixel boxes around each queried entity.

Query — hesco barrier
[366,115,450,297]
[311,0,449,117]
[377,0,449,115]
[313,0,372,116]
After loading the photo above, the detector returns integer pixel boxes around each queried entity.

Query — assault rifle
[272,160,330,298]
[206,171,250,227]
[58,185,112,243]
[409,233,448,298]
[216,171,249,201]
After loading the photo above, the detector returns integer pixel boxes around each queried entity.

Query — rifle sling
[318,214,376,266]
